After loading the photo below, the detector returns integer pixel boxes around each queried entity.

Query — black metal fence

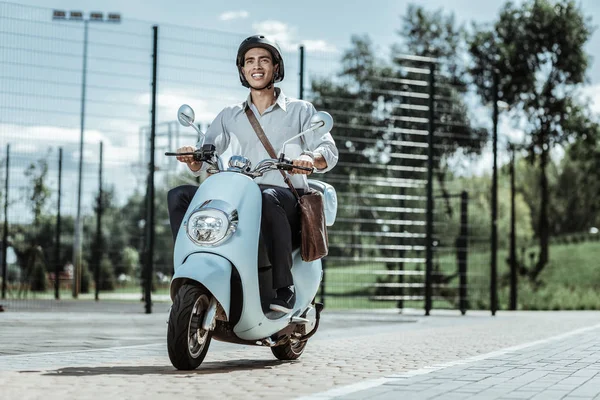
[0,2,512,314]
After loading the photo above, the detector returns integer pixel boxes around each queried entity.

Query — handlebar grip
[278,163,294,171]
[165,152,196,156]
[277,163,315,173]
[293,165,314,172]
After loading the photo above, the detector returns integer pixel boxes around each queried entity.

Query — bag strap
[245,106,301,200]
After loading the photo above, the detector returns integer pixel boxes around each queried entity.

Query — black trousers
[167,184,302,290]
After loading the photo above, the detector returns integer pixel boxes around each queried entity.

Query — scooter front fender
[170,252,232,319]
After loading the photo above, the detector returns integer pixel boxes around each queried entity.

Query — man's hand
[291,154,315,175]
[176,145,202,172]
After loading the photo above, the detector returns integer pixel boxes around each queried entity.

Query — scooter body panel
[170,252,232,319]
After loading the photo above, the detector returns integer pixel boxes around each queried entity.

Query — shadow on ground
[36,359,287,376]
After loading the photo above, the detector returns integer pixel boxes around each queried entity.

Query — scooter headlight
[185,200,238,246]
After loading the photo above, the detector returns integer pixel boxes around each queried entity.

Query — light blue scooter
[165,104,338,370]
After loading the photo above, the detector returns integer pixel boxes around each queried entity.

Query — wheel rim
[289,340,306,355]
[187,294,209,358]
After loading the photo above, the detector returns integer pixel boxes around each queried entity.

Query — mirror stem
[190,124,206,146]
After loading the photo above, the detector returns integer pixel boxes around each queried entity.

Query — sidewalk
[302,322,600,400]
[1,309,599,400]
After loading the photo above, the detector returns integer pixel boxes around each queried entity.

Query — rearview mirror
[178,104,195,127]
[309,111,333,135]
[177,104,205,144]
[279,111,334,158]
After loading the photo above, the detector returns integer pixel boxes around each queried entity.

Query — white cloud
[0,123,126,164]
[219,10,249,21]
[135,90,223,124]
[0,123,151,208]
[252,20,338,54]
[301,39,338,53]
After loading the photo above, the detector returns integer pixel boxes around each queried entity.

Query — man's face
[242,47,278,87]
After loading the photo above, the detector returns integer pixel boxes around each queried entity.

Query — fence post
[458,191,469,315]
[1,144,9,300]
[298,45,305,100]
[144,25,159,314]
[425,63,435,316]
[54,148,62,300]
[509,143,517,310]
[491,71,499,316]
[95,142,103,301]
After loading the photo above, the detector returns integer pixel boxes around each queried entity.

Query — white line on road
[0,343,163,359]
[296,322,600,400]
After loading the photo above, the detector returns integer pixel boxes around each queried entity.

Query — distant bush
[98,256,115,291]
[80,260,91,294]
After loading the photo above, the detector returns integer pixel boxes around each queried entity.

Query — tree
[394,4,488,216]
[469,0,593,280]
[24,158,51,225]
[554,123,600,233]
[11,155,53,291]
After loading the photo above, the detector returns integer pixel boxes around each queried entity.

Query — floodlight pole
[52,11,120,298]
[71,18,88,298]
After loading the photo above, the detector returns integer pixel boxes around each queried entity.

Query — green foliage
[121,246,140,277]
[553,132,600,232]
[29,253,47,292]
[120,186,174,276]
[80,260,91,294]
[469,0,595,278]
[433,172,534,250]
[23,157,51,225]
[98,256,115,291]
[466,240,600,310]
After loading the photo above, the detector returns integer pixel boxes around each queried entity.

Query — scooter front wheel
[167,283,213,370]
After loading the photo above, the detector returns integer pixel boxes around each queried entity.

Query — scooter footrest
[290,316,310,324]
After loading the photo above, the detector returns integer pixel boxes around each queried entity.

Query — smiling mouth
[251,73,265,79]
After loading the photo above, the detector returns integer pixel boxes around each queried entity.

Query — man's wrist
[300,150,315,161]
[188,162,202,172]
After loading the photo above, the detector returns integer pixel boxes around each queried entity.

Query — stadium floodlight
[69,11,83,20]
[52,10,66,20]
[107,13,121,23]
[89,12,103,21]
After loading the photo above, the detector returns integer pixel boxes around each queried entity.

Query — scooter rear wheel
[271,339,307,361]
[167,283,213,370]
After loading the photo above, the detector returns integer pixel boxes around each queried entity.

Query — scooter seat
[307,179,337,226]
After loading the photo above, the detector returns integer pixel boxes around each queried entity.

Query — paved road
[1,304,599,400]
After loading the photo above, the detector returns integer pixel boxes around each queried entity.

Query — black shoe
[269,287,296,313]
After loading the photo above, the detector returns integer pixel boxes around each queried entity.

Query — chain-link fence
[0,2,504,314]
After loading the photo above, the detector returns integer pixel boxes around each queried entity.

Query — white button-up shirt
[195,88,339,191]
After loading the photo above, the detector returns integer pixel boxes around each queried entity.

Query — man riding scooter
[167,35,339,314]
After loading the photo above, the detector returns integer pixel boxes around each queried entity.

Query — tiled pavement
[305,323,600,400]
[1,305,599,400]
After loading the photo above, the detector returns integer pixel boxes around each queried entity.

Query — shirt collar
[244,87,288,113]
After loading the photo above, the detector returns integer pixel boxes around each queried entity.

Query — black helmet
[236,35,285,88]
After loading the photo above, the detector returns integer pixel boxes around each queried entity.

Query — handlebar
[164,151,315,176]
[277,163,314,172]
[164,144,216,162]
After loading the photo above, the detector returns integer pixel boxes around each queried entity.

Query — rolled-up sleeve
[301,103,339,173]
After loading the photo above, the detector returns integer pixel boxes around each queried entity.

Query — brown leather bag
[245,107,329,262]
